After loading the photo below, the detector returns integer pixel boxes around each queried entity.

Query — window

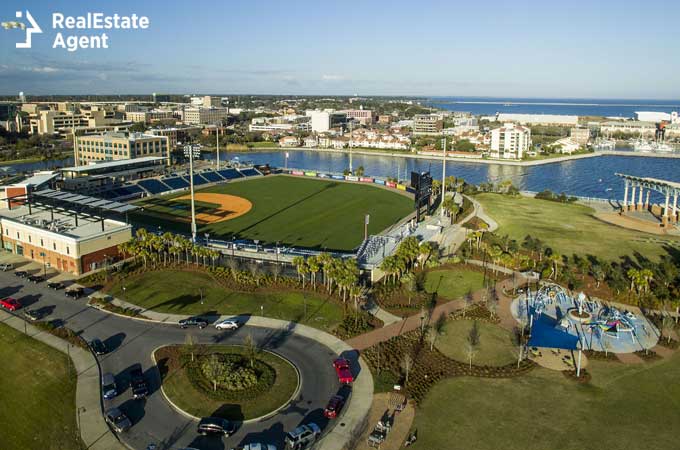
[40,239,44,247]
[28,235,31,243]
[66,247,70,255]
[53,243,56,250]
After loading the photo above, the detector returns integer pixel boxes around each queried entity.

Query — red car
[333,358,354,384]
[323,395,346,419]
[0,297,21,312]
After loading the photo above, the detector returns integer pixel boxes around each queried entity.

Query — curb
[150,344,302,424]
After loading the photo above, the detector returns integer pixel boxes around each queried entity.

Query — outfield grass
[156,345,298,420]
[434,319,517,366]
[0,323,81,450]
[107,270,344,330]
[411,352,680,450]
[424,267,486,300]
[133,175,413,251]
[475,193,680,261]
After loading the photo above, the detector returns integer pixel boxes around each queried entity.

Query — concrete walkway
[88,294,372,450]
[0,309,124,450]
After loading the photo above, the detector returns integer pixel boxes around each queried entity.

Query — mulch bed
[583,349,620,362]
[562,369,592,383]
[656,338,680,350]
[634,349,662,362]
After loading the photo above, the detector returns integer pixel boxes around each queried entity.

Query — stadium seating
[163,177,190,190]
[200,171,224,183]
[239,168,261,177]
[137,179,171,194]
[190,174,209,186]
[217,169,243,180]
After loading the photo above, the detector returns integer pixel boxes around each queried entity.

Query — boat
[632,139,654,152]
[593,138,615,150]
[652,142,674,153]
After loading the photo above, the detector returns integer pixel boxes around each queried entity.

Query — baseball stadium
[131,174,415,251]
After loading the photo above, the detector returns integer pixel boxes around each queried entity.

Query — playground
[511,284,659,357]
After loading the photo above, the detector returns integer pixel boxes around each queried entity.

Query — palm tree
[292,256,306,285]
[419,242,435,267]
[307,256,320,288]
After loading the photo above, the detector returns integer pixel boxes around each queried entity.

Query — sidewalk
[0,310,123,450]
[89,294,373,450]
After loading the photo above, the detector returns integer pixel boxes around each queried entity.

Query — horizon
[1,0,680,99]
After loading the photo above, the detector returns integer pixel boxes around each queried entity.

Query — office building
[126,110,174,123]
[413,114,444,135]
[74,131,170,165]
[489,123,531,159]
[569,127,590,145]
[306,110,347,132]
[183,107,229,125]
[203,96,222,107]
[344,109,376,125]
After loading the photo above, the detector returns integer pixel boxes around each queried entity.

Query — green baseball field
[132,175,413,251]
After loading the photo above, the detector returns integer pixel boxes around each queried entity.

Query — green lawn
[0,323,81,450]
[424,267,486,300]
[156,345,298,420]
[434,319,517,366]
[107,270,344,330]
[133,175,412,251]
[475,193,680,261]
[411,352,680,450]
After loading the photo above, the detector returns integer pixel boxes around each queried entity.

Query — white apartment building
[306,110,347,132]
[489,123,531,159]
[183,107,229,125]
[413,114,444,135]
[248,115,311,133]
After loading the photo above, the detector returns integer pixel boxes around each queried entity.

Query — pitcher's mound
[174,193,252,224]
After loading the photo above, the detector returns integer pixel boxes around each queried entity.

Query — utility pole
[441,136,447,217]
[186,144,197,242]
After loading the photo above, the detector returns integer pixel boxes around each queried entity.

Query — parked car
[105,407,132,432]
[27,274,45,284]
[233,444,277,450]
[0,297,21,312]
[215,319,240,330]
[197,417,236,436]
[14,270,28,278]
[130,366,149,399]
[284,423,321,450]
[333,358,354,384]
[24,308,47,321]
[102,372,118,399]
[65,287,84,299]
[323,395,346,419]
[90,338,108,356]
[0,262,14,271]
[47,281,64,290]
[179,317,208,329]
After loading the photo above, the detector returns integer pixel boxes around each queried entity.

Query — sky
[0,0,679,99]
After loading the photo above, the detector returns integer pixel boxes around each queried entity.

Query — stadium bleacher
[163,177,190,190]
[201,171,224,183]
[239,168,260,177]
[137,179,171,194]
[189,174,209,186]
[217,169,243,180]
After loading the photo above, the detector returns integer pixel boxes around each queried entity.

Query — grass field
[107,270,344,330]
[156,345,298,420]
[0,323,81,450]
[133,175,413,251]
[411,351,680,450]
[475,193,680,261]
[424,267,486,300]
[434,319,517,366]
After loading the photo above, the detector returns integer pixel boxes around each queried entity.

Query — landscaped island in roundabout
[154,345,299,421]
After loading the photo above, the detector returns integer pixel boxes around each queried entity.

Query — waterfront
[212,150,680,203]
[425,97,680,118]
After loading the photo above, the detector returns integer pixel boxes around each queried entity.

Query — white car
[215,319,240,330]
[0,263,14,271]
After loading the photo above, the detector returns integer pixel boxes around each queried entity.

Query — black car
[14,270,28,278]
[197,417,236,436]
[130,366,149,399]
[179,317,208,329]
[90,338,108,356]
[28,274,45,283]
[65,287,84,299]
[24,308,47,321]
[47,281,64,290]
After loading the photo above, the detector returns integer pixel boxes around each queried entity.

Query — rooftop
[61,156,167,173]
[0,204,130,239]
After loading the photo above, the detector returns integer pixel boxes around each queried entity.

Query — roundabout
[154,344,300,422]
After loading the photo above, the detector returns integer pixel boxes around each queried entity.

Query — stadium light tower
[186,144,197,242]
[349,121,353,173]
[215,121,221,170]
[441,136,447,217]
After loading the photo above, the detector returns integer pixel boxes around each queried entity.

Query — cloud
[31,66,59,73]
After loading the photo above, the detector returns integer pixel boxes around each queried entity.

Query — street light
[39,251,46,277]
[205,233,210,247]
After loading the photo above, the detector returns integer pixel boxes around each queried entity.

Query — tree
[244,333,258,368]
[204,354,224,392]
[466,321,480,369]
[184,332,197,362]
[400,353,413,386]
[426,326,438,351]
[307,256,320,288]
[662,315,675,344]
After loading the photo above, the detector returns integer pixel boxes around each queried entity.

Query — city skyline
[1,0,679,99]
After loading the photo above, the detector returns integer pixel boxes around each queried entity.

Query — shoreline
[232,147,680,167]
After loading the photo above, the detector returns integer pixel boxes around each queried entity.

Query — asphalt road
[0,268,343,450]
